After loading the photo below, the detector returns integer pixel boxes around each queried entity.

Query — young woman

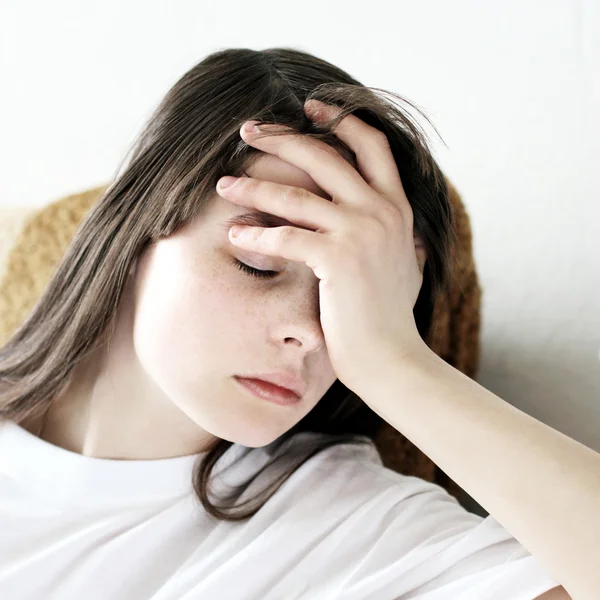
[0,47,593,599]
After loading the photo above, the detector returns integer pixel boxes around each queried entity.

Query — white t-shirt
[0,419,562,600]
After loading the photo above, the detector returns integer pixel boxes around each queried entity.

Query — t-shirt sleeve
[338,474,563,600]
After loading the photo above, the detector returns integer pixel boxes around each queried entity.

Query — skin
[207,112,576,599]
[20,103,574,597]
[23,153,350,459]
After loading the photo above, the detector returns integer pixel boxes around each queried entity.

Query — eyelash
[233,259,279,280]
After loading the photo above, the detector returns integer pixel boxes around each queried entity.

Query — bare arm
[358,346,600,600]
[536,586,572,599]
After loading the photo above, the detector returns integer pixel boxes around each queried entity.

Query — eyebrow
[221,211,293,232]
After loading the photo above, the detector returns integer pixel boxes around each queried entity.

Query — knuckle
[276,226,294,244]
[372,128,391,147]
[367,216,387,239]
[314,141,343,162]
[243,178,261,195]
[282,186,306,204]
[352,214,384,240]
[275,226,292,243]
[382,202,403,226]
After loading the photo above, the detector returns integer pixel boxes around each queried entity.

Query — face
[131,153,339,449]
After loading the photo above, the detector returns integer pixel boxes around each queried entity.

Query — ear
[128,258,138,278]
[415,236,427,274]
[416,247,427,274]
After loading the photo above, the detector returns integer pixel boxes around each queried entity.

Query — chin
[179,386,301,450]
[223,428,284,449]
[196,415,286,450]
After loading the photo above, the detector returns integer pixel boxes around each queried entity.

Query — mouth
[233,376,303,407]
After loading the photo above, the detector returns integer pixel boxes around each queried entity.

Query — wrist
[354,337,434,401]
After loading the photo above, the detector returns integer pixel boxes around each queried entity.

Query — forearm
[361,345,600,599]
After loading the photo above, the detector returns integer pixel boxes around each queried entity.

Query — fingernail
[305,99,330,119]
[230,226,248,239]
[242,121,259,134]
[218,176,237,189]
[305,99,323,111]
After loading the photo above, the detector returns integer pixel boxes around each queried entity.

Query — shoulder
[265,431,474,526]
[239,433,563,598]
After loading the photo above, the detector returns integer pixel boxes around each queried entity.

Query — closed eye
[233,259,279,279]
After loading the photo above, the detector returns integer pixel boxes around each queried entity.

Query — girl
[0,47,592,599]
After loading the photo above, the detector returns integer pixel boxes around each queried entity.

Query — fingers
[239,121,371,207]
[304,99,413,225]
[217,176,346,234]
[228,224,329,276]
[239,101,414,228]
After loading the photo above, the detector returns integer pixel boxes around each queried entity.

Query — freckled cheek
[138,264,263,364]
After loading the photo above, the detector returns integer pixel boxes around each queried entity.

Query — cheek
[131,244,246,392]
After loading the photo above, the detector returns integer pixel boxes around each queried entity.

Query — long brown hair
[0,47,458,521]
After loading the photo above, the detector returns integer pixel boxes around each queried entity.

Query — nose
[271,278,324,352]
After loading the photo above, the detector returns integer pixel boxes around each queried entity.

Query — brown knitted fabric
[0,179,481,501]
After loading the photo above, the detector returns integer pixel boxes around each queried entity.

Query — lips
[234,378,300,407]
[234,371,306,398]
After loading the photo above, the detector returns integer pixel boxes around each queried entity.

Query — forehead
[245,154,331,200]
[200,148,357,235]
[207,153,333,229]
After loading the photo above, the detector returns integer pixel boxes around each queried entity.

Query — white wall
[1,0,599,460]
